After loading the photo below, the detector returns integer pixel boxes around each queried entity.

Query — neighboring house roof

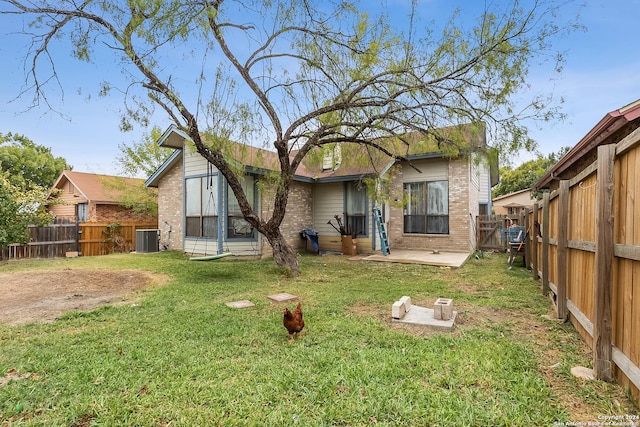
[50,170,146,204]
[492,188,536,214]
[492,188,533,202]
[146,123,491,187]
[536,99,640,190]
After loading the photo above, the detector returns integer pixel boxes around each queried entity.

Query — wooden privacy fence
[527,128,640,399]
[4,218,79,260]
[3,221,157,260]
[79,222,158,256]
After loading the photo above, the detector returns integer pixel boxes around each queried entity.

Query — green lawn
[0,251,636,426]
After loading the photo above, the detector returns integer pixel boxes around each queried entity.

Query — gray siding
[402,159,448,182]
[312,182,344,236]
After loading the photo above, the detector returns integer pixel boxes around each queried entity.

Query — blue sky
[1,0,639,175]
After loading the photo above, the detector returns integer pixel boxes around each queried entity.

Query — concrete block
[393,305,457,332]
[399,296,411,313]
[434,298,453,320]
[65,251,79,258]
[392,301,405,319]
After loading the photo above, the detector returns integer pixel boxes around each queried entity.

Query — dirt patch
[0,368,38,387]
[0,269,170,325]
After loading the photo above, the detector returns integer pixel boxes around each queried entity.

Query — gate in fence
[476,214,525,251]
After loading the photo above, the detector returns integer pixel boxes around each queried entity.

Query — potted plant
[328,215,358,256]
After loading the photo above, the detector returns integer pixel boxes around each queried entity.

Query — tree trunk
[262,224,299,276]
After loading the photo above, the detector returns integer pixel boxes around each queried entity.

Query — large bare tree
[1,0,578,275]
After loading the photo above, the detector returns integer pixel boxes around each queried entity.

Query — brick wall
[92,203,157,224]
[386,157,474,252]
[387,164,406,248]
[448,158,473,252]
[156,162,183,251]
[260,180,313,257]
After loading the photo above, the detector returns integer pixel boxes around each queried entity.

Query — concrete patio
[358,249,470,268]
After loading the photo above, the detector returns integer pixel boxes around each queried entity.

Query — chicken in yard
[283,302,305,339]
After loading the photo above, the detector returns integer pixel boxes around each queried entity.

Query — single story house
[48,170,157,224]
[145,124,498,257]
[492,188,536,216]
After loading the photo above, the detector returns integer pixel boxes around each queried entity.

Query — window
[403,181,449,234]
[345,181,367,236]
[227,175,256,239]
[77,203,88,222]
[507,206,523,216]
[185,176,218,238]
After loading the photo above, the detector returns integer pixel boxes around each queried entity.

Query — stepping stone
[570,366,595,380]
[267,293,298,302]
[225,300,255,309]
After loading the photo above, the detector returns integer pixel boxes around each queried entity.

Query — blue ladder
[372,207,390,256]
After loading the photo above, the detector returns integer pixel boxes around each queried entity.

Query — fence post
[75,218,80,253]
[557,180,569,320]
[523,209,531,270]
[532,202,539,280]
[541,191,550,296]
[593,144,615,381]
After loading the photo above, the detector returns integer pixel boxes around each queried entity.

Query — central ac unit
[136,229,160,253]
